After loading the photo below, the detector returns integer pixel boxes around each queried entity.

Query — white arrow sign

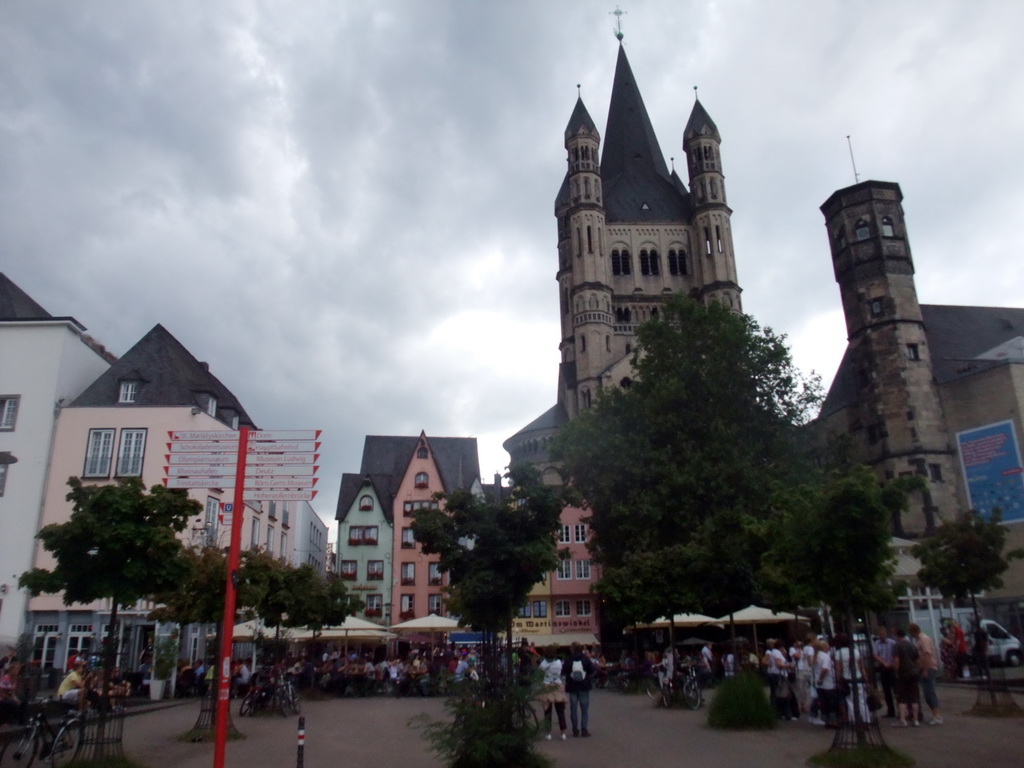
[245,454,319,465]
[167,441,240,453]
[248,430,321,441]
[166,454,239,466]
[169,430,241,442]
[166,466,238,477]
[243,476,317,489]
[246,441,320,454]
[243,490,318,502]
[244,465,317,477]
[164,477,235,489]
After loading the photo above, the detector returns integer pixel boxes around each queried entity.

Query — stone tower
[550,43,743,422]
[820,181,962,534]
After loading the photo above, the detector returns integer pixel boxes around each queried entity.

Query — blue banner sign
[956,420,1024,523]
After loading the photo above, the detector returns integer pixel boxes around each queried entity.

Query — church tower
[506,39,744,464]
[820,181,962,534]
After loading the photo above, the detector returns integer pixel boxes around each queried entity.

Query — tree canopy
[20,477,196,609]
[411,464,568,634]
[912,509,1024,602]
[551,296,820,622]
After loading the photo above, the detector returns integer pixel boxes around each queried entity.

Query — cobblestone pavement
[120,684,1021,768]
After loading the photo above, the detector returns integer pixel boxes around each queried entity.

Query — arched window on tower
[576,227,582,257]
[579,335,586,353]
[649,249,660,275]
[640,249,650,275]
[605,335,611,352]
[881,216,895,237]
[584,178,591,199]
[715,226,723,253]
[587,226,593,253]
[855,219,870,240]
[704,228,712,256]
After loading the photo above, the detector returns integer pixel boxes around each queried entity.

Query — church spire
[601,45,670,182]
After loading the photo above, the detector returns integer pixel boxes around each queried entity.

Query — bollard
[296,715,305,768]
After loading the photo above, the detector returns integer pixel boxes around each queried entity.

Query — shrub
[707,672,777,730]
[414,681,552,768]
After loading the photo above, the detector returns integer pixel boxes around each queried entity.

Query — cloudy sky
[3,1,1023,535]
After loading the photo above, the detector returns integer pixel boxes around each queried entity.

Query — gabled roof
[819,304,1024,418]
[70,323,254,426]
[0,273,53,320]
[683,99,720,144]
[357,434,481,497]
[336,472,397,524]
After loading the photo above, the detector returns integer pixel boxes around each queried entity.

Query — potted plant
[151,633,179,700]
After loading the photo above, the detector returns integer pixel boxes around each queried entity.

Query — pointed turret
[683,99,720,143]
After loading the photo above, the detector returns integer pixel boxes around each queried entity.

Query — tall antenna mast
[846,135,860,184]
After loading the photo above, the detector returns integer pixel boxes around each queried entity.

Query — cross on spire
[610,6,627,41]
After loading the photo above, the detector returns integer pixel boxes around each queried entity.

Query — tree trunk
[971,594,997,707]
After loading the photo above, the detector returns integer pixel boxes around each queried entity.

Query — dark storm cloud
[2,0,1023,529]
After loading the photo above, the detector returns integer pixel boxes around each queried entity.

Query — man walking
[909,623,943,725]
[872,627,897,718]
[564,642,594,737]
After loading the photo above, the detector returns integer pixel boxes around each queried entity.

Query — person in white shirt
[813,639,836,727]
[537,647,568,740]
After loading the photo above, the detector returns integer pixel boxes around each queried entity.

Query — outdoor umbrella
[389,614,462,652]
[714,605,808,649]
[634,612,723,629]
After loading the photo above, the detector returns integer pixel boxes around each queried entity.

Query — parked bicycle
[238,674,299,717]
[0,699,83,768]
[644,663,703,710]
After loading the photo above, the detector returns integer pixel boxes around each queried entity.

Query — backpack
[571,659,585,682]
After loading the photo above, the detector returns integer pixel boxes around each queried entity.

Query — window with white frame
[84,429,115,477]
[559,525,570,544]
[367,560,384,580]
[575,559,591,580]
[401,527,415,548]
[359,495,373,511]
[279,532,288,561]
[573,523,587,543]
[0,396,20,430]
[401,562,415,585]
[428,562,442,585]
[576,600,593,617]
[554,600,571,617]
[366,594,382,616]
[428,594,442,615]
[400,594,414,614]
[251,519,261,548]
[115,428,147,476]
[266,526,274,555]
[414,472,428,488]
[118,381,139,403]
[0,463,8,496]
[518,603,531,618]
[556,559,572,580]
[340,560,357,579]
[206,396,217,416]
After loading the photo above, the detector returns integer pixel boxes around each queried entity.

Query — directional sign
[168,440,240,453]
[248,430,321,442]
[166,466,239,477]
[169,430,241,442]
[164,477,235,489]
[245,453,319,465]
[246,441,320,454]
[166,454,239,466]
[243,490,318,502]
[243,476,317,489]
[244,465,318,477]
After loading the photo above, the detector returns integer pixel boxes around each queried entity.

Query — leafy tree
[19,477,197,718]
[552,295,821,623]
[411,464,567,637]
[913,509,1024,708]
[280,566,364,640]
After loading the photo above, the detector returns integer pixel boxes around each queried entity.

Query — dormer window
[118,381,139,404]
[417,446,428,459]
[206,396,217,416]
[359,495,374,511]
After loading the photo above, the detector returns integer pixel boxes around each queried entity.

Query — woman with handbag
[537,646,568,740]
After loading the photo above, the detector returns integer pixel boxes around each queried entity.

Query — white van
[980,619,1022,667]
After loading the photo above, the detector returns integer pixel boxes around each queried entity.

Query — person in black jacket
[563,642,595,737]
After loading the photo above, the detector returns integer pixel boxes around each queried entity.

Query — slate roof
[564,96,598,140]
[0,273,56,321]
[70,323,255,427]
[819,304,1024,418]
[343,434,481,513]
[600,45,691,223]
[683,99,720,143]
[336,472,397,524]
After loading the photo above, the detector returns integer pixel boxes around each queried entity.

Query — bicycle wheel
[239,692,254,717]
[645,679,661,702]
[11,726,39,768]
[288,686,301,715]
[276,690,289,717]
[49,721,82,768]
[661,682,673,709]
[682,678,702,710]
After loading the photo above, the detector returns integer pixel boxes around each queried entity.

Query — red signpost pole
[213,426,250,768]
